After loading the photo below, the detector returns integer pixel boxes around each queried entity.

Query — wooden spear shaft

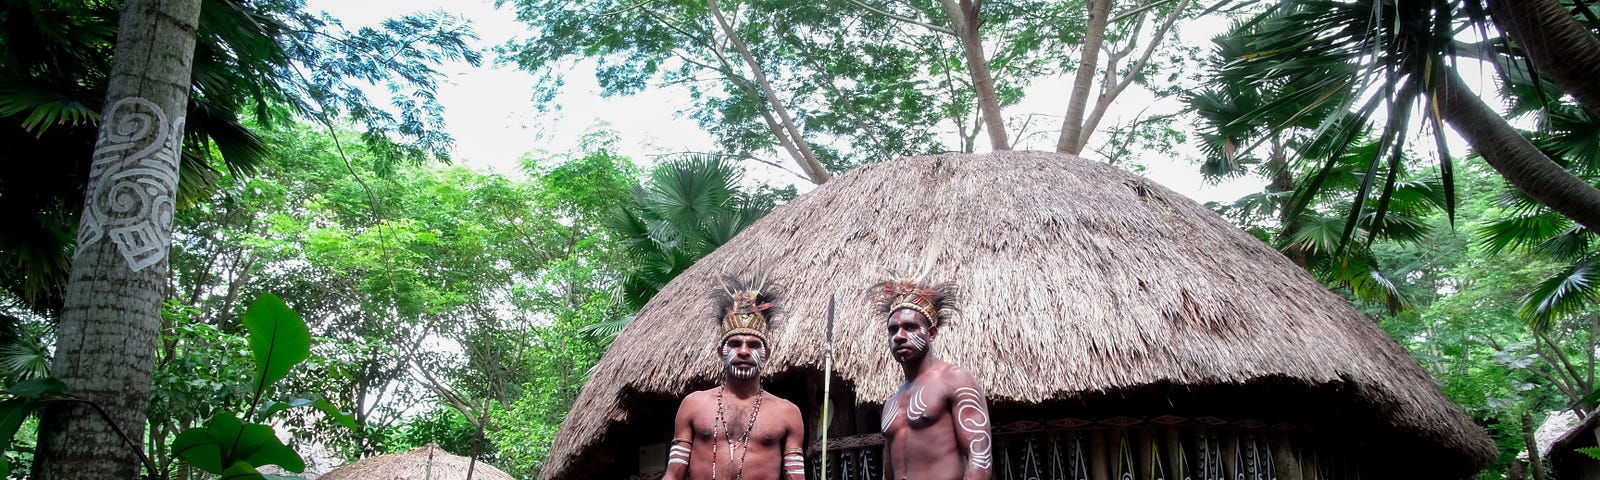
[820,294,835,479]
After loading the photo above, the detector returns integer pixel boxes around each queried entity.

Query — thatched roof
[321,444,513,480]
[541,151,1495,479]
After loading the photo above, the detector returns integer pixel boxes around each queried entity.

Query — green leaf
[172,412,306,475]
[172,427,226,474]
[0,397,32,478]
[241,294,311,400]
[8,377,67,398]
[256,395,356,430]
[1580,446,1600,461]
[235,421,306,473]
[220,461,265,480]
[309,396,358,430]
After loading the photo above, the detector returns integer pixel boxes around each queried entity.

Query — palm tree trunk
[1435,65,1600,235]
[31,0,202,478]
[1488,0,1600,116]
[1057,0,1111,154]
[939,0,1009,151]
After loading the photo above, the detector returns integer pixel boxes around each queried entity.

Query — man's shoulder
[760,392,804,430]
[680,387,720,406]
[932,362,983,391]
[763,391,801,413]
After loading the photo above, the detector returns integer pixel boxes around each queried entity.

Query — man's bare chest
[881,381,950,433]
[692,409,785,449]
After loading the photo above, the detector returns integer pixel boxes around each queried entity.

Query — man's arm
[947,370,992,480]
[782,403,806,480]
[663,394,697,480]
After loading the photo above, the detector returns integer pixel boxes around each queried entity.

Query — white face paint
[80,97,184,272]
[887,309,933,363]
[722,336,767,380]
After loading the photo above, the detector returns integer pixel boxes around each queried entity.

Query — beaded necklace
[712,386,763,480]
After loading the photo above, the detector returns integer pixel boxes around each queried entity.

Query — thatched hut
[321,444,513,480]
[542,151,1495,480]
[1549,411,1599,479]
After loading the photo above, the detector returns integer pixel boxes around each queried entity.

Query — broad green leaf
[172,412,306,474]
[234,423,306,473]
[220,461,265,480]
[240,294,311,399]
[0,397,30,479]
[172,427,226,474]
[8,377,68,398]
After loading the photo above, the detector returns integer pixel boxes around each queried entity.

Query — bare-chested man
[665,275,806,480]
[875,279,992,480]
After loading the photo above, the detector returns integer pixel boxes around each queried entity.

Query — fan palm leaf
[1520,253,1600,330]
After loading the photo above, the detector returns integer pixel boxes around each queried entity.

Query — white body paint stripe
[669,458,689,466]
[953,387,992,469]
[881,394,901,432]
[906,386,930,420]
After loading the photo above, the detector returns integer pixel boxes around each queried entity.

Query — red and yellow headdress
[872,278,959,326]
[716,273,778,341]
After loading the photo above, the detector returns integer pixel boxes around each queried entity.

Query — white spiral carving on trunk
[79,97,184,272]
[954,387,991,469]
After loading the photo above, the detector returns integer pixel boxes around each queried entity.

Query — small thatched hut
[321,444,513,480]
[541,151,1495,480]
[1549,411,1599,479]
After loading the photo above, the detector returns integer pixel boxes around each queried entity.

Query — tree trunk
[1267,144,1309,268]
[32,0,202,478]
[939,0,1009,151]
[1523,411,1547,480]
[1488,0,1600,117]
[707,0,832,184]
[1434,65,1600,235]
[1057,0,1111,154]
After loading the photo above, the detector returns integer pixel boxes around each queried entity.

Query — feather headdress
[869,236,959,326]
[713,269,779,341]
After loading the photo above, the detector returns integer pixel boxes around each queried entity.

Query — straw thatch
[541,151,1495,479]
[321,444,513,480]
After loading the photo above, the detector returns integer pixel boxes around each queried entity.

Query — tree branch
[847,0,955,35]
[1077,0,1191,153]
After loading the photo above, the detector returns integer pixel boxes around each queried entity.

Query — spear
[819,293,835,479]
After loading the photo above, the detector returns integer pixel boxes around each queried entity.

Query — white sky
[307,0,1269,204]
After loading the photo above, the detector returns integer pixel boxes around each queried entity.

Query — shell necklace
[712,386,763,480]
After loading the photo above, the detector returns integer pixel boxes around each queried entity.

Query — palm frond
[0,83,100,134]
[1520,254,1600,331]
[1476,211,1571,255]
[578,314,633,342]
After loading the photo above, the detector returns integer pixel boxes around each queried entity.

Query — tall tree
[0,0,480,317]
[937,0,1009,150]
[31,0,203,477]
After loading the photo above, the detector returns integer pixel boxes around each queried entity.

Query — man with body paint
[665,274,806,480]
[875,279,992,480]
